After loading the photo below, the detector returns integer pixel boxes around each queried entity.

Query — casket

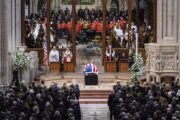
[85,73,98,85]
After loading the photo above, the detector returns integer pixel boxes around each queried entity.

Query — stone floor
[40,72,134,89]
[81,104,109,120]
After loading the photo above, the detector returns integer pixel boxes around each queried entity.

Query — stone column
[16,0,21,47]
[21,0,25,45]
[1,0,12,86]
[178,0,180,42]
[173,0,177,41]
[167,0,172,37]
[157,0,163,43]
[146,73,150,83]
[0,0,22,87]
[156,74,160,83]
[162,0,167,38]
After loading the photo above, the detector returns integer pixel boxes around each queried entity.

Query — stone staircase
[81,104,109,120]
[80,89,111,104]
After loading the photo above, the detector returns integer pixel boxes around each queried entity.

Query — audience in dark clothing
[0,80,81,120]
[108,81,180,120]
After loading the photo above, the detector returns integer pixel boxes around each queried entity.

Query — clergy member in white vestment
[49,46,60,62]
[63,48,73,62]
[106,44,115,61]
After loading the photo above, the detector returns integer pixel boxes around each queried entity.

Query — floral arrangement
[131,53,143,83]
[12,51,30,71]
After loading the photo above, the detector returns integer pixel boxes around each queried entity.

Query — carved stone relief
[161,54,175,71]
[149,51,156,71]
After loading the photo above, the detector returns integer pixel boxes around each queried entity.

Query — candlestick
[136,33,138,55]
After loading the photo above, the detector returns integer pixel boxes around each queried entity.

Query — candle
[136,33,138,55]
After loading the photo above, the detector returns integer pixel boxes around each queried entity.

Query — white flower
[12,51,30,71]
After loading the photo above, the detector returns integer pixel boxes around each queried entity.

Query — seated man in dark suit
[120,52,128,60]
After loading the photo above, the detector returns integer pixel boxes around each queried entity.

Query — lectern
[64,62,75,72]
[105,61,116,72]
[119,60,128,72]
[50,62,60,73]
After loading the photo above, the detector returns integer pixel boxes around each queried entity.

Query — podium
[105,61,116,72]
[85,73,98,85]
[50,62,60,73]
[119,60,128,72]
[64,62,75,72]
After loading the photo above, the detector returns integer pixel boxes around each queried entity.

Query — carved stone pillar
[145,37,179,84]
[146,72,150,83]
[154,75,158,83]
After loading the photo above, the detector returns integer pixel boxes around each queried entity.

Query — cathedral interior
[0,0,180,120]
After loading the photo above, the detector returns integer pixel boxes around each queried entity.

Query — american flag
[43,36,49,66]
[84,63,98,76]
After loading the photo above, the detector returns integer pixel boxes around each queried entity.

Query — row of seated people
[108,81,180,120]
[0,79,81,120]
[49,44,115,63]
[49,46,73,63]
[26,6,149,48]
[49,44,134,72]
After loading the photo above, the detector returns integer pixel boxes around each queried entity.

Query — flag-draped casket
[84,63,98,85]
